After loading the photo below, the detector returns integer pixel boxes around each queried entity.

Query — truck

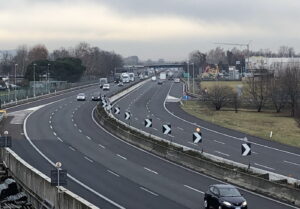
[128,73,135,82]
[159,72,166,80]
[121,73,130,83]
[99,78,108,88]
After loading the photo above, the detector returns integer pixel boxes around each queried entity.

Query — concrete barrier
[95,106,300,207]
[0,148,98,209]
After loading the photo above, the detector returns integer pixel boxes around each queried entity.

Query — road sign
[144,119,152,128]
[125,112,131,120]
[0,136,12,148]
[193,132,202,143]
[162,124,171,135]
[51,169,67,186]
[106,104,112,111]
[114,107,120,114]
[102,100,107,108]
[242,143,251,156]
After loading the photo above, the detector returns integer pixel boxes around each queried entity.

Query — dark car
[91,94,101,101]
[157,80,163,85]
[204,184,247,209]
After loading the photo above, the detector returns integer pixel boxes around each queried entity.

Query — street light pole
[192,63,195,94]
[187,62,190,92]
[33,63,36,97]
[47,63,50,93]
[14,64,18,102]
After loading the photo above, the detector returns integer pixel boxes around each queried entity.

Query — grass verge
[181,100,300,148]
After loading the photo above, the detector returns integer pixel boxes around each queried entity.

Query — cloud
[0,0,300,60]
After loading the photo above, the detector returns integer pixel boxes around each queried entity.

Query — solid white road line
[184,185,204,194]
[177,127,184,131]
[214,151,230,157]
[283,160,300,167]
[69,146,76,151]
[117,154,127,160]
[163,83,300,159]
[98,144,105,149]
[91,108,300,209]
[84,156,94,163]
[140,187,158,196]
[57,137,63,142]
[107,170,120,177]
[144,167,158,175]
[214,140,225,145]
[254,163,275,171]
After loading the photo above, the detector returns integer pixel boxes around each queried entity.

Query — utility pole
[14,64,18,102]
[187,62,190,92]
[33,63,36,97]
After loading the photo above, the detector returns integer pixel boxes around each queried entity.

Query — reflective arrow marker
[124,112,131,120]
[242,143,251,156]
[193,132,202,143]
[144,119,152,128]
[162,124,171,135]
[114,107,120,114]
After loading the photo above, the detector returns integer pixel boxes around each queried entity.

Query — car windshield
[78,93,85,96]
[219,187,241,197]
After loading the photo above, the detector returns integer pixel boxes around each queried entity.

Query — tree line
[188,45,299,74]
[201,64,300,119]
[0,42,123,84]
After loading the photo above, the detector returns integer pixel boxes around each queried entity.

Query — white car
[76,93,86,101]
[174,78,180,83]
[151,76,157,81]
[103,83,110,90]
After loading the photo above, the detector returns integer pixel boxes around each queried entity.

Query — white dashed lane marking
[184,185,204,194]
[214,151,230,157]
[117,154,127,160]
[140,187,158,196]
[98,144,105,149]
[214,140,225,145]
[144,167,158,175]
[69,146,76,151]
[107,170,120,177]
[283,160,300,167]
[84,156,94,163]
[254,163,275,171]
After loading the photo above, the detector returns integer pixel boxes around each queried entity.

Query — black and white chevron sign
[162,124,171,135]
[124,112,131,120]
[102,100,107,108]
[242,143,251,156]
[114,107,120,114]
[144,119,152,128]
[193,132,202,143]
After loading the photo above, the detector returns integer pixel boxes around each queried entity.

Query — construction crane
[214,41,252,74]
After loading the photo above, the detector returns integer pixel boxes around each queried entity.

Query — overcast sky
[0,0,299,60]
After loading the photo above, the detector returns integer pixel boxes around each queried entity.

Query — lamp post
[192,63,195,94]
[187,62,190,92]
[47,63,50,93]
[33,63,36,97]
[14,64,18,102]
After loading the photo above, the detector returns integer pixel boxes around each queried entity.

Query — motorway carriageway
[4,81,299,209]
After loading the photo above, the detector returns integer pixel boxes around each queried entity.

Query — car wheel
[204,199,209,209]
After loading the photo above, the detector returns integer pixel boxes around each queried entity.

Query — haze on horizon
[0,0,299,61]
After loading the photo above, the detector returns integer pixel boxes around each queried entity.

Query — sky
[0,0,300,61]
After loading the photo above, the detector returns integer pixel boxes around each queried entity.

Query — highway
[113,77,300,180]
[3,80,299,209]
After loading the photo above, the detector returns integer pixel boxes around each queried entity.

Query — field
[181,100,300,148]
[200,81,244,90]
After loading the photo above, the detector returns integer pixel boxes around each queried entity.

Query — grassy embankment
[181,81,300,148]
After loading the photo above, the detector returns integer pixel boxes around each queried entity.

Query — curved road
[4,81,298,209]
[113,78,300,180]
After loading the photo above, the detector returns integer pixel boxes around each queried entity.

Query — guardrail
[0,148,98,209]
[94,100,300,207]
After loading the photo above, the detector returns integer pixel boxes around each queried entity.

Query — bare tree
[28,44,48,64]
[282,64,300,116]
[13,45,28,75]
[50,47,70,60]
[206,47,227,65]
[207,84,234,110]
[0,51,13,75]
[189,50,206,73]
[269,70,288,113]
[244,69,271,112]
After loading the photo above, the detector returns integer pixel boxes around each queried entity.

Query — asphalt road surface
[4,80,299,209]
